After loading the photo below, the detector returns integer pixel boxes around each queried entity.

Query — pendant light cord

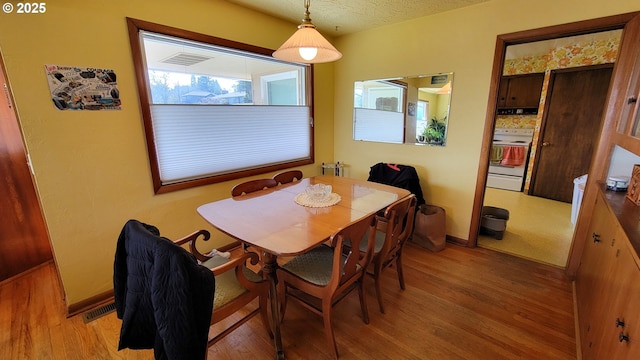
[301,0,313,27]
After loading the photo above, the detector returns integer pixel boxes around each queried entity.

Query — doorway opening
[481,42,617,267]
[469,14,635,268]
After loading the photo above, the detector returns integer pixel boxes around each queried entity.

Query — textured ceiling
[223,0,491,35]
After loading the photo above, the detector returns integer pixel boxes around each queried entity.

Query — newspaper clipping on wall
[44,64,121,111]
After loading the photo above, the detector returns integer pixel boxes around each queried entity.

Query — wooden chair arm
[173,229,211,262]
[210,251,266,290]
[217,240,244,253]
[173,230,263,285]
[174,229,210,246]
[209,251,259,276]
[174,229,246,263]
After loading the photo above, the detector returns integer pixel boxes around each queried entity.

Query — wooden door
[0,52,52,281]
[530,65,613,203]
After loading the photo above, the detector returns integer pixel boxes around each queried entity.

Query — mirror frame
[353,72,453,146]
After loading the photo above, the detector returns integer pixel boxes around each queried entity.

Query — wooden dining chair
[361,194,418,313]
[231,178,278,196]
[276,214,378,359]
[231,178,279,255]
[174,228,274,348]
[114,220,215,359]
[114,220,272,357]
[272,170,303,185]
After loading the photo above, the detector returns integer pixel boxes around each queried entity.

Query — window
[416,100,429,139]
[126,18,314,193]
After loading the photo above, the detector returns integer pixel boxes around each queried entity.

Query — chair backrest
[328,214,377,290]
[380,194,418,258]
[273,170,303,185]
[231,178,278,196]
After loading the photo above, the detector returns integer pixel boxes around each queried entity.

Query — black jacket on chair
[368,163,426,206]
[113,220,215,360]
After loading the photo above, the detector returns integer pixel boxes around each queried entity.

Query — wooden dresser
[576,187,640,359]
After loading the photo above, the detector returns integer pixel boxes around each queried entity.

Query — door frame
[469,13,639,251]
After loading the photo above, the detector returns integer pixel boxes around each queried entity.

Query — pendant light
[272,0,342,64]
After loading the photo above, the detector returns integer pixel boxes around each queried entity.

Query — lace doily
[294,193,341,208]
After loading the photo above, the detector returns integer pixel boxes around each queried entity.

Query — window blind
[353,108,404,143]
[151,105,311,184]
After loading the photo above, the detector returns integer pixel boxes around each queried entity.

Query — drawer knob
[619,332,630,343]
[592,232,601,243]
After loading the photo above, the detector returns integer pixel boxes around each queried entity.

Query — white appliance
[487,128,534,191]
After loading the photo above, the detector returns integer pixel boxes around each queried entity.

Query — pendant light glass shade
[273,1,342,64]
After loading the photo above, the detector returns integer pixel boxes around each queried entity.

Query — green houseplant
[422,116,447,145]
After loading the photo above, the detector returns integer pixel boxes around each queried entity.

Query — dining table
[197,175,411,359]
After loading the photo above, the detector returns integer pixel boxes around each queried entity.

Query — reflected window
[353,80,407,143]
[416,100,428,139]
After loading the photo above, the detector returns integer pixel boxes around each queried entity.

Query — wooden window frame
[126,17,314,194]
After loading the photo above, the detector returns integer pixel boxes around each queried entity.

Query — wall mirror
[353,72,453,146]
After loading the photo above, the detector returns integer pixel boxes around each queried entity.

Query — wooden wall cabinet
[572,13,640,360]
[618,47,640,138]
[497,73,544,112]
[576,190,640,359]
[613,14,640,145]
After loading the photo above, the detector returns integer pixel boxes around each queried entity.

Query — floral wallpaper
[503,36,620,76]
[496,35,620,190]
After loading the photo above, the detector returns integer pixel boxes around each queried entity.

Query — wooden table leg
[262,252,285,360]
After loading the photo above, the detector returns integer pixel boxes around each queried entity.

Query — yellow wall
[333,0,640,241]
[2,0,640,309]
[0,0,334,308]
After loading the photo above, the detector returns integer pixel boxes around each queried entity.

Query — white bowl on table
[305,184,332,202]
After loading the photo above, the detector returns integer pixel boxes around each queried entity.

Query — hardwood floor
[0,242,576,360]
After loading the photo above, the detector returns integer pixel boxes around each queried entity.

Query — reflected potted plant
[422,115,447,145]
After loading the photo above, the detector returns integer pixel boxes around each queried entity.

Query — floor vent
[82,302,116,323]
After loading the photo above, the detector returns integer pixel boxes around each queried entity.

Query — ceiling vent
[161,53,211,66]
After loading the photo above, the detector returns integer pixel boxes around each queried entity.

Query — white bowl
[305,184,332,202]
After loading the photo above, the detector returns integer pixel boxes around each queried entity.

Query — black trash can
[480,206,509,240]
